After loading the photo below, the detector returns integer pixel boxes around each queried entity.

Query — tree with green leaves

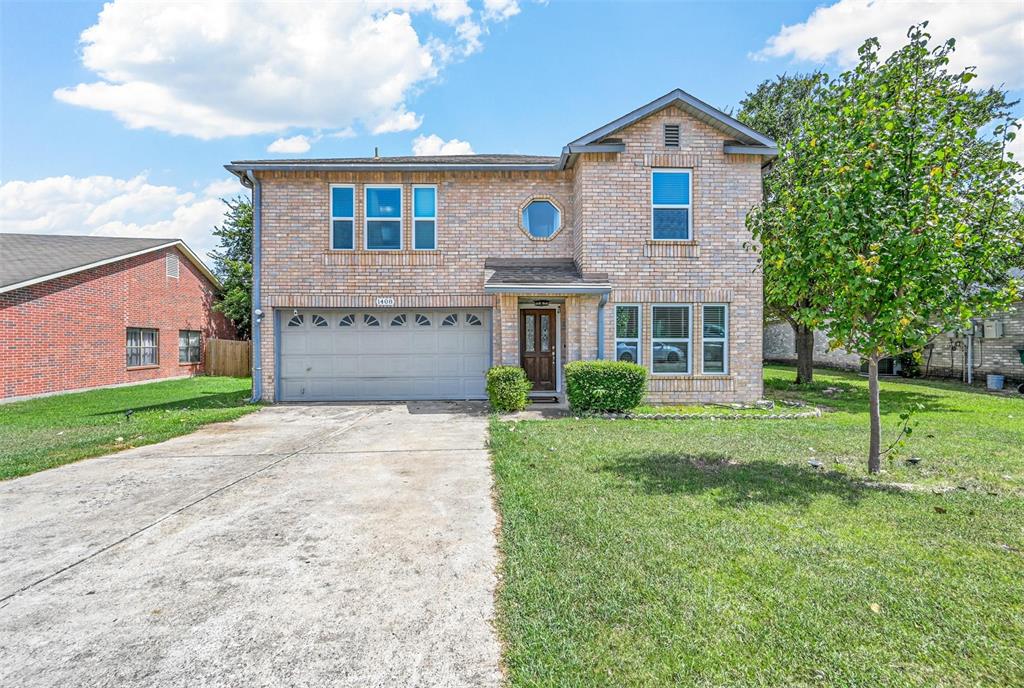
[210,196,253,339]
[738,71,826,384]
[748,23,1023,473]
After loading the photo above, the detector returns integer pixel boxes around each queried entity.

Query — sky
[1,0,1022,260]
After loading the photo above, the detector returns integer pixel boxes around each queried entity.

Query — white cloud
[755,0,1024,89]
[1008,120,1024,161]
[412,133,474,155]
[54,0,522,140]
[483,0,520,21]
[267,135,314,154]
[0,174,240,260]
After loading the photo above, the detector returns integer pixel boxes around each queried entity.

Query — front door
[520,309,555,391]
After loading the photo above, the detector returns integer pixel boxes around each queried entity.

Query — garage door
[278,308,491,401]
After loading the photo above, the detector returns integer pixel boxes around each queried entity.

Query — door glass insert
[540,315,550,351]
[525,315,535,352]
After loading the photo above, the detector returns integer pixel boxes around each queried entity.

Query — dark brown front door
[520,309,555,391]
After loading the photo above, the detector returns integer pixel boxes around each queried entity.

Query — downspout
[966,321,975,386]
[596,292,609,359]
[244,170,263,402]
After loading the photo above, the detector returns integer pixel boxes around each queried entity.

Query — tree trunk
[867,356,882,474]
[793,322,815,384]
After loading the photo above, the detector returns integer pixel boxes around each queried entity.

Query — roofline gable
[567,88,776,149]
[0,239,221,295]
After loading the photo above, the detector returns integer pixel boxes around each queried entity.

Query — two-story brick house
[226,89,776,403]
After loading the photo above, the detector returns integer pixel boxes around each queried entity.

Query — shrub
[486,366,533,413]
[565,360,647,412]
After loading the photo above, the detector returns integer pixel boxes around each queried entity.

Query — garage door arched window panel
[330,185,355,250]
[442,313,458,327]
[615,305,641,363]
[365,186,402,250]
[287,314,304,327]
[465,313,482,327]
[651,305,691,374]
[311,314,328,327]
[652,170,691,240]
[415,313,432,327]
[363,314,381,327]
[390,313,407,327]
[339,314,356,327]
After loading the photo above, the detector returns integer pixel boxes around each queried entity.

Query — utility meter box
[982,321,1004,339]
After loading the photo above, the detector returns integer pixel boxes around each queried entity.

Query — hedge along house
[0,234,235,401]
[226,89,776,403]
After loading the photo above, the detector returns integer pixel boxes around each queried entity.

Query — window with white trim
[127,328,159,367]
[365,185,402,250]
[652,170,691,240]
[178,330,200,363]
[614,305,640,364]
[651,305,691,374]
[331,185,354,250]
[413,185,436,250]
[702,304,728,374]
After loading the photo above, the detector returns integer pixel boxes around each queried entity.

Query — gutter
[483,283,612,294]
[242,170,263,403]
[596,292,609,359]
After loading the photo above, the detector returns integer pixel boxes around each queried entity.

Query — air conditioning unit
[982,321,1004,339]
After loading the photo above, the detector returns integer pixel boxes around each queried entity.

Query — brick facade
[255,103,765,403]
[0,247,235,400]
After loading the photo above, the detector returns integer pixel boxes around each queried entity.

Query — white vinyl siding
[651,305,691,374]
[614,304,641,364]
[702,304,728,374]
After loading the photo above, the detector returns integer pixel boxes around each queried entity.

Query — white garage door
[278,308,491,401]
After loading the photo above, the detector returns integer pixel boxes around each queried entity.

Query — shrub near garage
[565,360,648,412]
[487,366,533,413]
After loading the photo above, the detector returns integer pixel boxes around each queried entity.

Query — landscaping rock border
[593,403,823,421]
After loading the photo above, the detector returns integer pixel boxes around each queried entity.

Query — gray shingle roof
[484,259,609,292]
[0,233,180,290]
[230,154,559,166]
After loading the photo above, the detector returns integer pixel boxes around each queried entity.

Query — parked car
[616,342,684,364]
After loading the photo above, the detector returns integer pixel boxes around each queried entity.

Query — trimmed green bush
[486,366,533,413]
[565,360,648,412]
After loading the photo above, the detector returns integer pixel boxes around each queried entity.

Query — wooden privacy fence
[206,338,251,378]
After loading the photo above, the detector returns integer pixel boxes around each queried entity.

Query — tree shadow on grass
[602,452,913,510]
[86,391,250,417]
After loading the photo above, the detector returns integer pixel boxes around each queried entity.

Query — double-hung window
[127,328,159,367]
[651,305,691,374]
[614,305,641,364]
[413,185,436,250]
[179,330,201,364]
[652,170,692,240]
[331,185,355,250]
[702,305,728,374]
[365,185,402,250]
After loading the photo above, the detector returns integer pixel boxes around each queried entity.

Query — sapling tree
[209,196,254,339]
[749,23,1023,473]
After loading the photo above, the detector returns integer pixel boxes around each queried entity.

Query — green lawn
[0,376,257,480]
[491,367,1024,686]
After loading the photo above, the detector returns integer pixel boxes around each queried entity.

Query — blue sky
[1,0,1021,257]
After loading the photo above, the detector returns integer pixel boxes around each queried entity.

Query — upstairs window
[366,186,402,250]
[702,305,729,374]
[652,170,691,240]
[127,328,159,367]
[521,199,561,239]
[331,185,355,250]
[413,186,437,250]
[178,330,200,363]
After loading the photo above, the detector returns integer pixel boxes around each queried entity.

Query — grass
[491,366,1024,686]
[0,376,257,480]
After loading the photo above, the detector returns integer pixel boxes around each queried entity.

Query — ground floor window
[651,305,690,374]
[127,328,159,367]
[615,305,641,363]
[702,305,728,374]
[179,330,201,364]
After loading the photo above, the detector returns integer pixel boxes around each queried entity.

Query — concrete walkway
[0,403,501,687]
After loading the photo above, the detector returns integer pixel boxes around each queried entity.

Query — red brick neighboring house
[0,234,235,401]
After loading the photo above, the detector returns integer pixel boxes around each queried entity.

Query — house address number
[375,297,396,307]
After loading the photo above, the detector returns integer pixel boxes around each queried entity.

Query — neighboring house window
[413,185,436,250]
[165,252,179,278]
[365,185,402,250]
[651,305,691,374]
[702,305,729,374]
[615,305,641,364]
[331,185,355,250]
[178,330,201,364]
[521,200,561,238]
[652,170,691,240]
[127,328,159,367]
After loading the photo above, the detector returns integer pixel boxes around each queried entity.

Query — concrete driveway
[0,403,501,687]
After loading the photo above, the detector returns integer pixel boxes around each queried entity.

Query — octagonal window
[521,200,561,239]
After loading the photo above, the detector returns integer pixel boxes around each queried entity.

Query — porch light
[533,299,551,307]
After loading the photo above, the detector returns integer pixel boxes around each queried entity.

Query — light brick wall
[0,248,235,400]
[256,103,765,403]
[763,321,862,370]
[924,305,1024,385]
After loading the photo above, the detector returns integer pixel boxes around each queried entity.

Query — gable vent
[664,123,680,148]
[166,252,179,278]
